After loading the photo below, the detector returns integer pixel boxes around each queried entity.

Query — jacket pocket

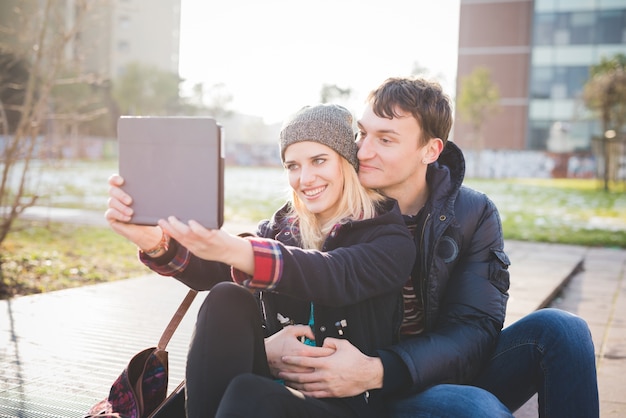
[489,249,511,293]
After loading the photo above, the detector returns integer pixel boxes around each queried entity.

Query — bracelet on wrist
[141,230,170,257]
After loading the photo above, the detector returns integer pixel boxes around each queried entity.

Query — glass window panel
[530,67,553,99]
[566,66,590,98]
[117,41,129,52]
[528,117,594,151]
[570,12,595,44]
[554,13,570,45]
[119,15,130,29]
[533,65,586,105]
[597,10,625,44]
[534,13,556,45]
[555,67,566,78]
[554,29,570,45]
[551,83,568,99]
[528,120,551,150]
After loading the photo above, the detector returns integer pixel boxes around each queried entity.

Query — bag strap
[157,289,198,350]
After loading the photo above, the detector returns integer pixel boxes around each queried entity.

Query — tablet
[117,116,224,229]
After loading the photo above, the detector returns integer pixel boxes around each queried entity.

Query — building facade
[80,0,181,80]
[0,0,181,81]
[454,0,626,153]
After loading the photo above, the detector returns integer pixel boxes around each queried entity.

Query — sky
[178,0,461,124]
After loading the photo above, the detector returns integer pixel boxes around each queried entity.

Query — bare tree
[320,83,352,104]
[112,61,188,116]
[203,82,234,120]
[411,61,447,86]
[0,0,104,245]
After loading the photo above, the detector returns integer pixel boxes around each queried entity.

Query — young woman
[105,104,415,417]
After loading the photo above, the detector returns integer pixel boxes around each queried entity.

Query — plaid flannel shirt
[140,236,284,290]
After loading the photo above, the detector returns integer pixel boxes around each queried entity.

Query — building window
[118,40,130,52]
[535,8,626,46]
[596,9,626,44]
[119,15,130,29]
[530,66,589,100]
[530,67,553,99]
[534,13,556,45]
[564,66,589,99]
[528,119,596,152]
[528,120,551,150]
[569,12,594,44]
[554,13,571,45]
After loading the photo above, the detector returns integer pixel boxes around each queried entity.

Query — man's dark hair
[367,77,453,146]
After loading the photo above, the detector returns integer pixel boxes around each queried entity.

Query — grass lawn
[1,161,625,299]
[466,178,626,248]
[0,221,151,299]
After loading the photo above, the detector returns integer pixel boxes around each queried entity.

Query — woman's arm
[158,216,255,274]
[233,222,416,306]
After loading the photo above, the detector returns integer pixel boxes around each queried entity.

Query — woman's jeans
[389,308,599,418]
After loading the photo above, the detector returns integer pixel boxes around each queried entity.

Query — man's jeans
[389,308,599,418]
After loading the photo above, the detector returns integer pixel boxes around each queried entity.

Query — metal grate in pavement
[0,275,203,417]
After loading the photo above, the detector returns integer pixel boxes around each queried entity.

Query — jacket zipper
[419,213,431,320]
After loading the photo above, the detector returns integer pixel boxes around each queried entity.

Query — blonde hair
[288,157,385,249]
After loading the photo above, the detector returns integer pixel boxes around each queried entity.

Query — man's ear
[423,138,444,164]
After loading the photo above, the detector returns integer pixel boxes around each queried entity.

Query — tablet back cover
[118,116,224,229]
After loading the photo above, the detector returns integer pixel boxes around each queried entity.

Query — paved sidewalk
[511,242,626,418]
[0,208,624,417]
[548,245,626,417]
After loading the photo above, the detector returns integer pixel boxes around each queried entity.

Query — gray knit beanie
[280,104,359,171]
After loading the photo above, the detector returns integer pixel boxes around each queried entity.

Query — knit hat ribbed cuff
[280,104,359,171]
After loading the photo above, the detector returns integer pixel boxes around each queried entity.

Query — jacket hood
[426,141,465,207]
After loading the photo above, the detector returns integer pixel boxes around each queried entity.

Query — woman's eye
[285,164,298,171]
[313,158,325,165]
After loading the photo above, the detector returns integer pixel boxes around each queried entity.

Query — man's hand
[265,325,334,378]
[279,337,384,398]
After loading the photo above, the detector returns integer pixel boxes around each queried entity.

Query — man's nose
[356,137,372,160]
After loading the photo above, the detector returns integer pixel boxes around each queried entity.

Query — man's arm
[265,325,335,379]
[279,338,384,398]
[278,193,510,398]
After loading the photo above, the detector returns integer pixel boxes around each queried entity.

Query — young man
[267,77,599,417]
